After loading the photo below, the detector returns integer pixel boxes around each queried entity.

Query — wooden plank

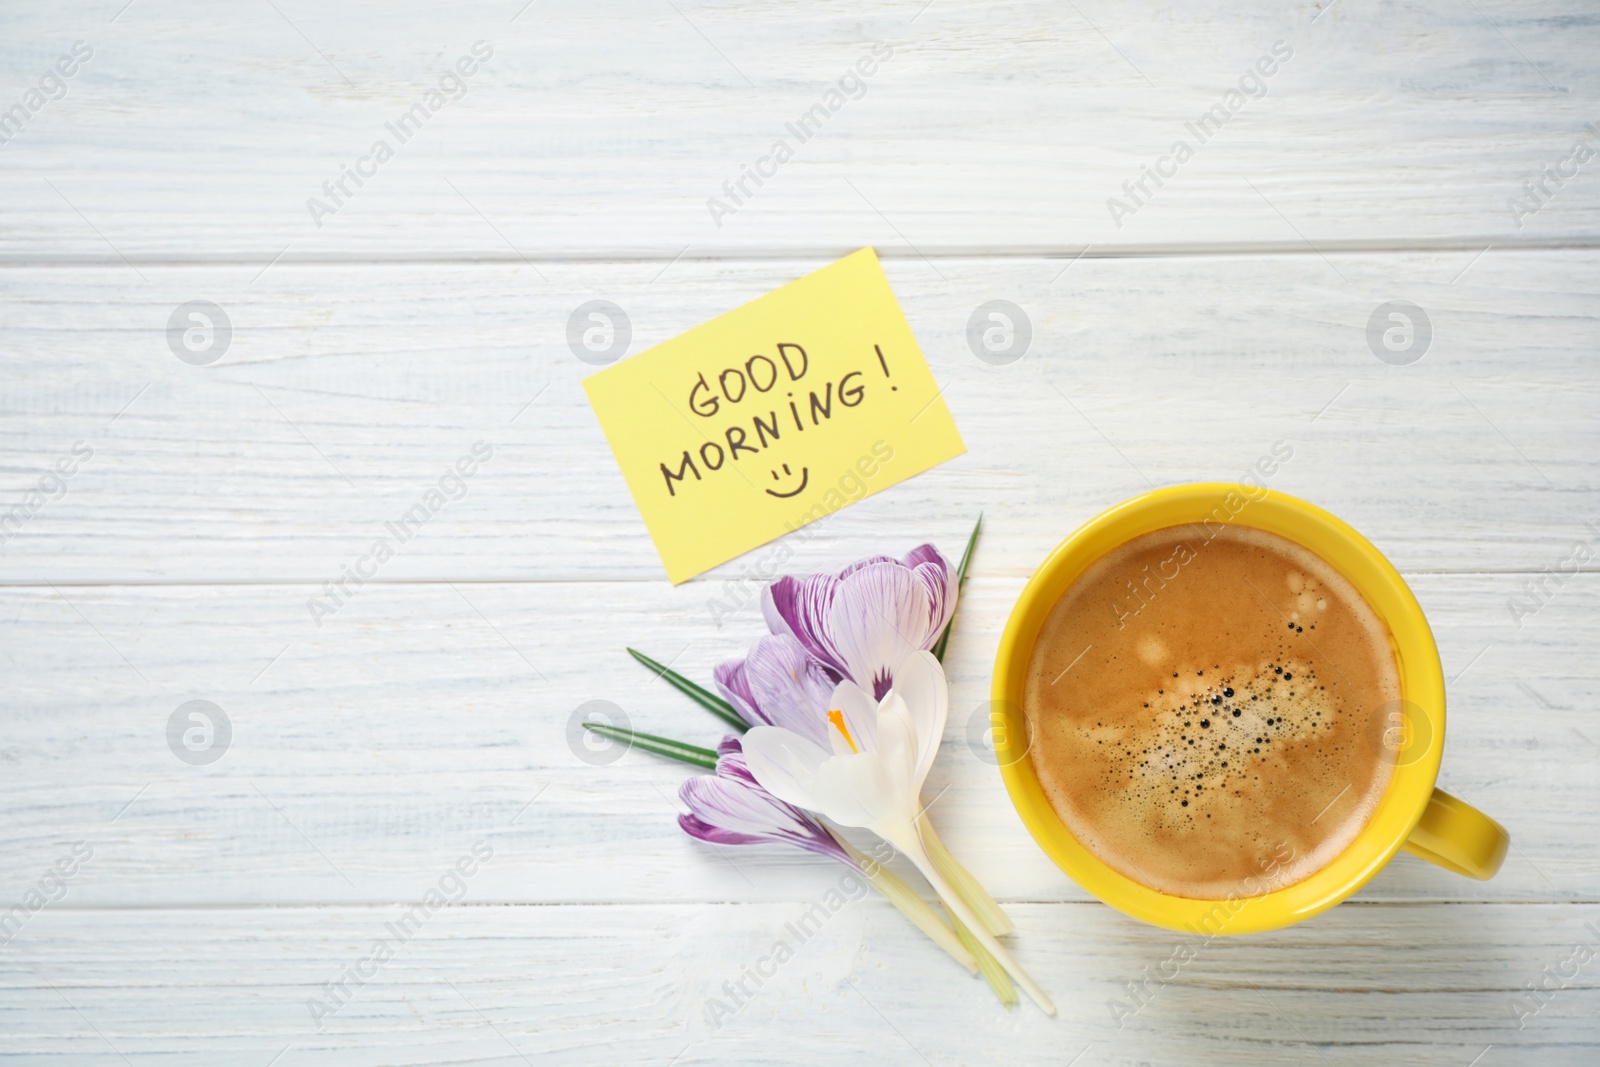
[1,902,1595,1064]
[0,1,1597,258]
[0,573,1592,907]
[1,252,1596,583]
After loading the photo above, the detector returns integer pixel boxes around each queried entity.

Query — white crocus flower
[742,651,1055,1015]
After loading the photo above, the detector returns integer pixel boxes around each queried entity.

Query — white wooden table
[3,1,1597,1063]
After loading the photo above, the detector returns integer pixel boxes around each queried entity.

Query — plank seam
[5,237,1600,268]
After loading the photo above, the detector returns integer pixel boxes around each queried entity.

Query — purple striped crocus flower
[677,737,850,863]
[761,545,957,700]
[712,633,838,745]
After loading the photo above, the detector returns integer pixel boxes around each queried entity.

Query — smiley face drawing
[764,463,810,498]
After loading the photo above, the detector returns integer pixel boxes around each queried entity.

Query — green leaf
[931,514,982,663]
[626,647,748,731]
[580,722,719,769]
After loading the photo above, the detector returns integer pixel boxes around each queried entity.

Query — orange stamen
[827,709,859,753]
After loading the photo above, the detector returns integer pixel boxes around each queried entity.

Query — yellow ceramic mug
[992,483,1509,934]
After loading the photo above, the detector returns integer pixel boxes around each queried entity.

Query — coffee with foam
[1023,524,1400,899]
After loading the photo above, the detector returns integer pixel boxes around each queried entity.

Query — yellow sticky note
[583,248,965,584]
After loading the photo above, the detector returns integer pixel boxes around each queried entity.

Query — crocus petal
[829,679,882,758]
[743,726,906,829]
[826,562,933,698]
[887,650,949,790]
[677,813,773,848]
[874,692,921,802]
[903,544,958,633]
[838,554,900,578]
[677,737,850,864]
[744,685,936,834]
[740,634,838,745]
[714,743,766,788]
[741,726,833,812]
[812,752,906,828]
[678,774,845,862]
[761,545,958,701]
[762,574,842,672]
[712,658,762,728]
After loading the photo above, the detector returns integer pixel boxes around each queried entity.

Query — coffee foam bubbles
[1090,657,1340,832]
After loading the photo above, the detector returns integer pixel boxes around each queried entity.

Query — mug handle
[1400,789,1510,879]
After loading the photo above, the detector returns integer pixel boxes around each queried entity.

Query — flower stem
[879,820,1056,1016]
[625,647,748,731]
[917,817,1015,936]
[948,909,1017,1008]
[832,831,976,975]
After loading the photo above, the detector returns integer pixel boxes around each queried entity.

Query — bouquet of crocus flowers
[590,520,1055,1015]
